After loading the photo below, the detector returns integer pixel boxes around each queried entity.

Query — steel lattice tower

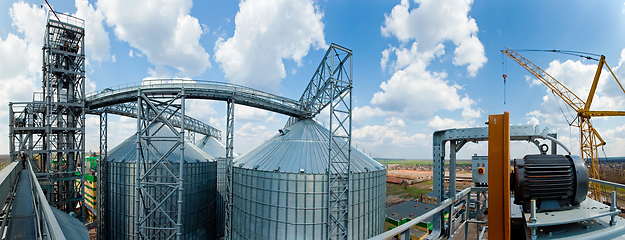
[42,12,86,214]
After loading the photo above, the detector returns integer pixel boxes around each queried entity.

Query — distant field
[375,159,472,166]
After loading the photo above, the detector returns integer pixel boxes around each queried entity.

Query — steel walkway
[85,79,311,118]
[6,169,35,239]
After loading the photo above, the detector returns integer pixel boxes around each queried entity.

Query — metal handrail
[28,163,66,240]
[369,187,472,240]
[590,178,625,190]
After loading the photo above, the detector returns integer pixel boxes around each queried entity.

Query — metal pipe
[479,226,488,240]
[530,199,537,223]
[464,192,470,240]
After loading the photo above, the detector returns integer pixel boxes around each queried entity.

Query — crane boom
[502,47,625,200]
[502,47,585,111]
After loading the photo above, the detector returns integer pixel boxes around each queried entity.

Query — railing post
[611,191,617,225]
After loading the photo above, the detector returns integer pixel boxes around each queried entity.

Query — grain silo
[231,119,386,239]
[196,135,237,237]
[104,122,217,239]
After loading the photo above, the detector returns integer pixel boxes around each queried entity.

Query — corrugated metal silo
[104,122,217,239]
[196,135,237,237]
[231,119,386,239]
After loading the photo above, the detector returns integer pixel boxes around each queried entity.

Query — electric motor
[512,154,588,212]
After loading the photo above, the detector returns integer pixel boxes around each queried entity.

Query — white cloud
[235,105,270,123]
[380,0,486,76]
[97,0,210,76]
[9,2,47,47]
[0,3,46,154]
[371,46,479,121]
[353,106,385,127]
[380,48,390,71]
[427,115,471,130]
[74,0,111,63]
[353,117,427,147]
[129,49,134,57]
[527,117,540,125]
[373,1,483,123]
[214,0,327,93]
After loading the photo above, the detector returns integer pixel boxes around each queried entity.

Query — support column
[97,112,107,240]
[448,140,457,236]
[488,111,510,240]
[224,97,235,240]
[176,89,186,239]
[134,90,142,238]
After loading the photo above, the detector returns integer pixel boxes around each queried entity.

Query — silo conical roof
[107,122,214,163]
[196,136,238,158]
[234,119,384,174]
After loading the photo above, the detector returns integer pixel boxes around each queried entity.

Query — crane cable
[515,49,600,61]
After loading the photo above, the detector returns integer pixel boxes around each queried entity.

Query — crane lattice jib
[502,47,586,111]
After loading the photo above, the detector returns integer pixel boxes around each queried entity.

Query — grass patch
[386,183,432,199]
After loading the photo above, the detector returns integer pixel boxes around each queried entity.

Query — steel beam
[488,112,511,240]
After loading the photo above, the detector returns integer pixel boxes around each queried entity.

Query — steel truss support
[325,45,353,240]
[97,111,107,240]
[224,97,235,240]
[134,89,186,239]
[93,101,221,141]
[286,43,353,240]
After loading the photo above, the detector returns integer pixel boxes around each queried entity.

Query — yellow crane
[502,47,625,199]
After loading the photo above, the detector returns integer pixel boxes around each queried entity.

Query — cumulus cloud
[372,0,483,125]
[97,0,210,76]
[427,116,472,130]
[74,0,111,63]
[353,117,427,147]
[381,0,486,76]
[214,0,327,93]
[0,3,47,153]
[353,106,385,127]
[371,44,479,121]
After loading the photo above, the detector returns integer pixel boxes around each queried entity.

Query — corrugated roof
[386,200,437,222]
[107,122,214,163]
[196,136,237,158]
[234,119,384,174]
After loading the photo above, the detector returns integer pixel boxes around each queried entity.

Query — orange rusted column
[488,111,510,240]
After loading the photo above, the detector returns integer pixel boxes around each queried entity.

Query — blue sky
[1,0,625,160]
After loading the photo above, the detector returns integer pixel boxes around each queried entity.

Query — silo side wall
[231,167,386,240]
[106,161,217,240]
[349,170,387,238]
[215,157,227,237]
